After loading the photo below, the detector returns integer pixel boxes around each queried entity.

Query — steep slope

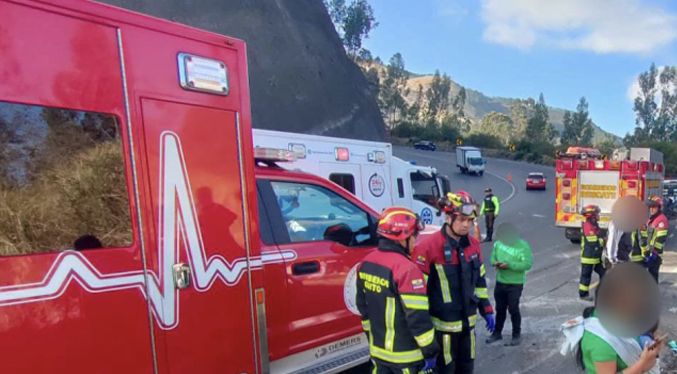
[405,75,620,143]
[96,0,386,141]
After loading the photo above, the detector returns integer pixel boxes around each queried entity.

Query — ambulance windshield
[411,171,441,206]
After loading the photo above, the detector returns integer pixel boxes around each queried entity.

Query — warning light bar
[335,147,349,162]
[254,147,297,162]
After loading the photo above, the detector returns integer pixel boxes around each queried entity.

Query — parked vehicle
[0,1,377,373]
[254,129,451,226]
[555,146,664,243]
[414,140,436,151]
[456,146,485,175]
[526,172,547,190]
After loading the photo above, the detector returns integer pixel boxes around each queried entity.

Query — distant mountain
[404,75,621,143]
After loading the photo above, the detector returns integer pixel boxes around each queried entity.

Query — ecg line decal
[0,131,297,329]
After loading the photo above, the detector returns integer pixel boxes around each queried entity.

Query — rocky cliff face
[97,0,386,141]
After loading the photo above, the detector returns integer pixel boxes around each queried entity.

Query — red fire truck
[555,146,664,242]
[0,0,378,373]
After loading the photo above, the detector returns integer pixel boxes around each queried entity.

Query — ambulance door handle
[172,263,191,289]
[292,261,320,275]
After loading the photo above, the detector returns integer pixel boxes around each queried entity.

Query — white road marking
[533,214,546,218]
[394,147,516,204]
[484,169,516,204]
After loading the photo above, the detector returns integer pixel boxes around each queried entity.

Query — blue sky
[362,0,677,137]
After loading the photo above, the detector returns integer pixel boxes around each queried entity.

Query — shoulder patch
[411,278,424,290]
[659,222,665,229]
[415,255,427,266]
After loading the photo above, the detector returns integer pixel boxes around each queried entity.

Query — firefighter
[356,207,440,374]
[412,191,495,374]
[480,187,500,242]
[579,204,606,301]
[640,196,669,283]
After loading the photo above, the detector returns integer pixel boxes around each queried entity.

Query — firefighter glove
[485,314,496,334]
[421,357,437,374]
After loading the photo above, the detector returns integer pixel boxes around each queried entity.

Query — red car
[526,172,547,190]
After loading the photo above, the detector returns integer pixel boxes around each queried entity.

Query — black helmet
[485,187,492,192]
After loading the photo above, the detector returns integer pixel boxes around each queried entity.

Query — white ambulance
[253,129,451,226]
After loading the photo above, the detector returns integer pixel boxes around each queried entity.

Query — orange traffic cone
[507,173,512,182]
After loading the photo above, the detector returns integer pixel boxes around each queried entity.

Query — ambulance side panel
[0,1,154,372]
[115,8,261,374]
[0,1,262,373]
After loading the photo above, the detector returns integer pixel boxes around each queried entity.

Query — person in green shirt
[486,223,532,346]
[576,307,661,373]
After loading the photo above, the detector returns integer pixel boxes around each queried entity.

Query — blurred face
[451,215,474,236]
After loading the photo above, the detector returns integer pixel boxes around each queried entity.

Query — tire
[570,238,581,244]
[479,171,484,176]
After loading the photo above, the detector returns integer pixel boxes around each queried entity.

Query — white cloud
[479,0,677,54]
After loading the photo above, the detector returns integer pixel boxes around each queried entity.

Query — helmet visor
[458,204,475,216]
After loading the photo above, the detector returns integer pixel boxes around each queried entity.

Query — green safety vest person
[356,207,439,374]
[480,187,501,242]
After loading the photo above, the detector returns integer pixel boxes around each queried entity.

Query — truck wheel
[479,171,484,176]
[570,238,581,244]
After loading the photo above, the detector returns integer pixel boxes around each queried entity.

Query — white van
[253,129,451,226]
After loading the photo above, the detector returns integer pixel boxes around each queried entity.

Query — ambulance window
[0,101,132,256]
[397,178,405,198]
[329,173,355,195]
[411,171,439,206]
[270,181,376,247]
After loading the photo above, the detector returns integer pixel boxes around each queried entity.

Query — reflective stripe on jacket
[411,226,493,331]
[356,239,439,366]
[581,220,604,265]
[640,213,669,257]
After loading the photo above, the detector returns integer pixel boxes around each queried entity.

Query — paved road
[346,147,677,373]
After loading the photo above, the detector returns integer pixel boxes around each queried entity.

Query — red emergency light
[627,180,637,189]
[335,147,349,162]
[563,193,571,200]
[578,160,589,169]
[563,179,571,187]
[609,161,621,170]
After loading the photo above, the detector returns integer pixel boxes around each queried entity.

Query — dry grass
[0,142,132,256]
